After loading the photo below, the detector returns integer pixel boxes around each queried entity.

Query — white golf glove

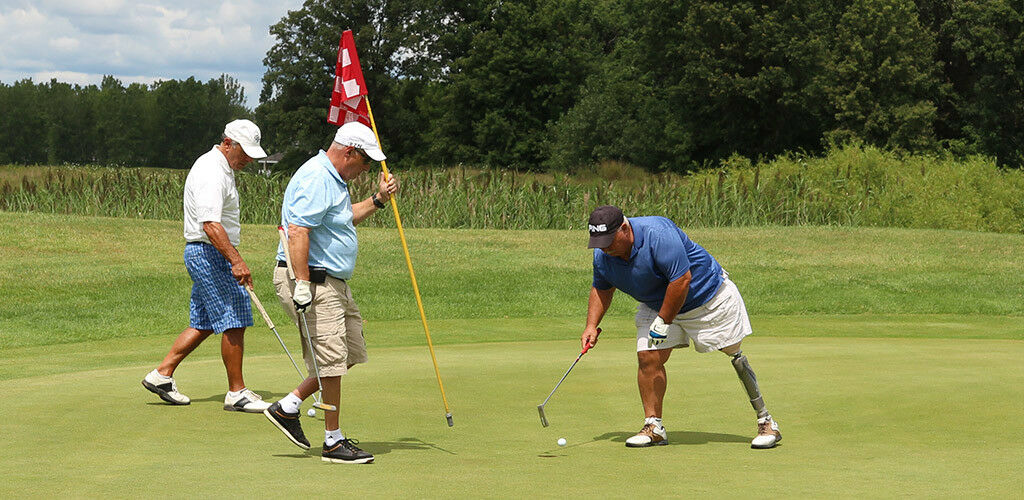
[293,279,312,312]
[648,316,670,346]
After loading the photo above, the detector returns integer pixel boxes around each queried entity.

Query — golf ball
[557,438,567,447]
[307,408,316,417]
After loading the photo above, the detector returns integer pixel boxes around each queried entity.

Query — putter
[246,284,324,407]
[537,328,600,427]
[278,226,337,413]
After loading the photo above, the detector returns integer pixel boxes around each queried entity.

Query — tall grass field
[1,212,1021,497]
[3,145,1023,232]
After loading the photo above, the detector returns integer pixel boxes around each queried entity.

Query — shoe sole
[224,404,271,413]
[263,409,311,450]
[321,456,374,464]
[625,440,669,448]
[141,380,189,405]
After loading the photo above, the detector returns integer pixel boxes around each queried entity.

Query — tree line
[0,75,249,168]
[257,0,1024,172]
[3,1,1023,173]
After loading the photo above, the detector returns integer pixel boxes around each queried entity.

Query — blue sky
[0,0,304,109]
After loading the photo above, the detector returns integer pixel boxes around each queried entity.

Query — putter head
[537,404,549,427]
[313,401,337,412]
[446,413,454,427]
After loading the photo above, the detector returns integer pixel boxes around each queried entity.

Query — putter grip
[581,327,602,354]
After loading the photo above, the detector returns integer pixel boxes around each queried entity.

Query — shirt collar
[628,218,642,260]
[315,150,346,186]
[211,145,232,175]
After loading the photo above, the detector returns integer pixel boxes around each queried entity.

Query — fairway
[1,212,1022,497]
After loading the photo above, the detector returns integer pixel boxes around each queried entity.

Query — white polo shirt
[183,146,241,246]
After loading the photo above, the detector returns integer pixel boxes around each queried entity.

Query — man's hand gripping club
[648,316,670,346]
[293,279,313,312]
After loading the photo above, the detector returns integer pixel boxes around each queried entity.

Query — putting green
[2,334,1021,497]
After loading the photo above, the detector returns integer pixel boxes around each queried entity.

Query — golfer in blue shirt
[581,205,781,449]
[263,122,397,464]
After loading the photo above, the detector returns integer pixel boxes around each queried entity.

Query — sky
[0,0,305,109]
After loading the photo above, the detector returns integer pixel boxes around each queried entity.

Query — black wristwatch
[372,193,386,209]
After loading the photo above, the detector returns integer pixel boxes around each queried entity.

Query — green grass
[1,337,1021,497]
[1,211,1022,349]
[1,212,1021,497]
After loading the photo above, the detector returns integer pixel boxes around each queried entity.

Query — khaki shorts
[273,266,368,376]
[635,274,752,353]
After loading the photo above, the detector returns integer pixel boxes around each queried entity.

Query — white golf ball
[557,438,567,447]
[307,408,316,417]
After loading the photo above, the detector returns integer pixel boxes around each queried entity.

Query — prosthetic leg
[730,350,781,448]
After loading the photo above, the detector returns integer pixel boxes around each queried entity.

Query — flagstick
[364,97,454,427]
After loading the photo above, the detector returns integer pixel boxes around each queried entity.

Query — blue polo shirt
[592,216,723,314]
[276,150,358,279]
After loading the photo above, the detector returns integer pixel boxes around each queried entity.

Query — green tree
[422,0,617,169]
[0,80,46,164]
[549,0,841,171]
[822,0,943,151]
[941,0,1024,165]
[257,0,479,170]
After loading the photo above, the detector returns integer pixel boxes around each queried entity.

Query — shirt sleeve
[193,173,225,223]
[592,251,613,290]
[651,231,690,282]
[284,175,330,228]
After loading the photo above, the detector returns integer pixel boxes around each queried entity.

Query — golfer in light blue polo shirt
[266,122,397,465]
[276,150,358,279]
[580,205,782,450]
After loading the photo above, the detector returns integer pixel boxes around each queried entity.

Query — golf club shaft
[540,351,585,408]
[366,98,453,426]
[246,285,322,405]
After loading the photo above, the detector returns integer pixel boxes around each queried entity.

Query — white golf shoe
[751,415,781,449]
[625,421,668,447]
[141,369,190,405]
[224,388,271,413]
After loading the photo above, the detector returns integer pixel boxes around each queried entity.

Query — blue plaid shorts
[184,242,253,333]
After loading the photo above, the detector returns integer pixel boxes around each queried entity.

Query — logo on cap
[589,224,607,233]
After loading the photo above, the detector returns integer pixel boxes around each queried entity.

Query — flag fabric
[328,30,370,126]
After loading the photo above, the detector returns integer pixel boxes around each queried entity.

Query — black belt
[277,261,331,284]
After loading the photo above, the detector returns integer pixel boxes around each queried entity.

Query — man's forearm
[352,195,382,226]
[286,224,312,281]
[202,222,242,264]
[587,287,615,328]
[658,272,691,322]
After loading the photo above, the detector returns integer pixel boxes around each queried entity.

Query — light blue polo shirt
[276,150,357,279]
[592,216,723,314]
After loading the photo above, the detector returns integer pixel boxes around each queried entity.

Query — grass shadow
[272,437,454,459]
[354,437,456,455]
[188,391,290,403]
[593,430,749,445]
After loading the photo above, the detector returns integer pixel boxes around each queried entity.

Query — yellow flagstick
[363,97,453,427]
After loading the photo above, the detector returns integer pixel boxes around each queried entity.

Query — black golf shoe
[264,401,310,450]
[322,439,374,464]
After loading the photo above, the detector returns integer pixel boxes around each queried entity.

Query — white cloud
[0,0,303,108]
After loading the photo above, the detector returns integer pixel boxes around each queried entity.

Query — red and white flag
[328,30,370,126]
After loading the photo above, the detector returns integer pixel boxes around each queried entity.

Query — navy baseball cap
[587,205,624,248]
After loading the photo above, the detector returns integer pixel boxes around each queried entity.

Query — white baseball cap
[334,122,386,161]
[223,119,267,159]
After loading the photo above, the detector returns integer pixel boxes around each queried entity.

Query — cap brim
[241,143,267,159]
[365,147,386,162]
[588,233,615,249]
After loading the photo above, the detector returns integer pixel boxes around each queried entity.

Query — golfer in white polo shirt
[142,119,272,413]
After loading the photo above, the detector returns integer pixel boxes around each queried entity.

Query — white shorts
[635,275,752,353]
